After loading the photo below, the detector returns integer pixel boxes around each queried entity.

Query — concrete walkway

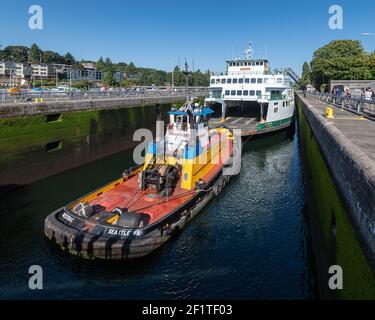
[303,95,375,162]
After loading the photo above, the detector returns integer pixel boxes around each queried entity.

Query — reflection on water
[0,123,316,299]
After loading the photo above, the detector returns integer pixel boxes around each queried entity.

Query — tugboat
[206,42,296,137]
[44,64,239,260]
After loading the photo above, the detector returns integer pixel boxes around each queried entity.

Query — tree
[64,52,75,65]
[310,40,371,89]
[103,71,116,86]
[299,62,312,89]
[29,43,42,63]
[43,50,59,63]
[96,57,106,71]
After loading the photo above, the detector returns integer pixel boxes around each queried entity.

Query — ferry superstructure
[206,43,295,136]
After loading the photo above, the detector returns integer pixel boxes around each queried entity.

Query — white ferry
[206,43,295,136]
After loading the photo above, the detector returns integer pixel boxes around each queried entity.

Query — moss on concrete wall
[297,100,375,299]
[0,103,175,186]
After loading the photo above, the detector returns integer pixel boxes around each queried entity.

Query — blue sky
[0,0,374,75]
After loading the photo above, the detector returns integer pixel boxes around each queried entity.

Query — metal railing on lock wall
[0,87,209,104]
[303,91,375,120]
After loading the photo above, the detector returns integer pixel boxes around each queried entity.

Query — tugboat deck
[88,137,231,225]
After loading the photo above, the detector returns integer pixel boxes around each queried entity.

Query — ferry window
[225,90,230,95]
[244,62,247,66]
[210,79,215,84]
[231,90,236,95]
[264,78,269,84]
[233,78,238,84]
[221,78,226,84]
[239,78,244,84]
[274,107,278,113]
[227,78,232,84]
[274,102,279,106]
[216,79,220,84]
[243,90,249,96]
[260,62,263,66]
[250,90,255,96]
[251,78,256,83]
[256,62,259,66]
[257,78,263,84]
[245,78,250,83]
[277,78,282,83]
[237,90,242,96]
[256,90,261,96]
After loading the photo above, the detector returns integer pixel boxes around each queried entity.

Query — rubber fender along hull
[44,174,232,260]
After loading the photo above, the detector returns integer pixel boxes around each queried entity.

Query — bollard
[326,106,334,119]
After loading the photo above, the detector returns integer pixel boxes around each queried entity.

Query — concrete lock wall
[296,93,375,299]
[0,97,184,191]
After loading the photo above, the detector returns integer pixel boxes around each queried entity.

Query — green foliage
[0,43,76,65]
[29,43,42,63]
[0,43,210,87]
[310,40,374,90]
[0,45,30,62]
[103,71,116,86]
[299,62,312,89]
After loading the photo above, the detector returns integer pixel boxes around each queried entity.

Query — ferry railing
[257,94,287,101]
[303,91,375,120]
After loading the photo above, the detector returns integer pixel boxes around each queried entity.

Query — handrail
[0,88,209,104]
[301,91,375,120]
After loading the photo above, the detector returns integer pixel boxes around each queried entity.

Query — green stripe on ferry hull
[256,116,292,132]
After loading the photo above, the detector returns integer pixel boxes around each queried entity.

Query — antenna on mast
[182,58,190,102]
[244,41,254,59]
[265,44,268,59]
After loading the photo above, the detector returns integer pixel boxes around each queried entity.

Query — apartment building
[0,61,32,86]
[70,68,104,81]
[113,71,125,83]
[81,62,96,70]
[31,63,51,79]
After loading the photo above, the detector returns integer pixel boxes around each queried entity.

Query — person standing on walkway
[364,88,373,101]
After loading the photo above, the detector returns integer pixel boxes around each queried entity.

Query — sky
[0,0,374,75]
